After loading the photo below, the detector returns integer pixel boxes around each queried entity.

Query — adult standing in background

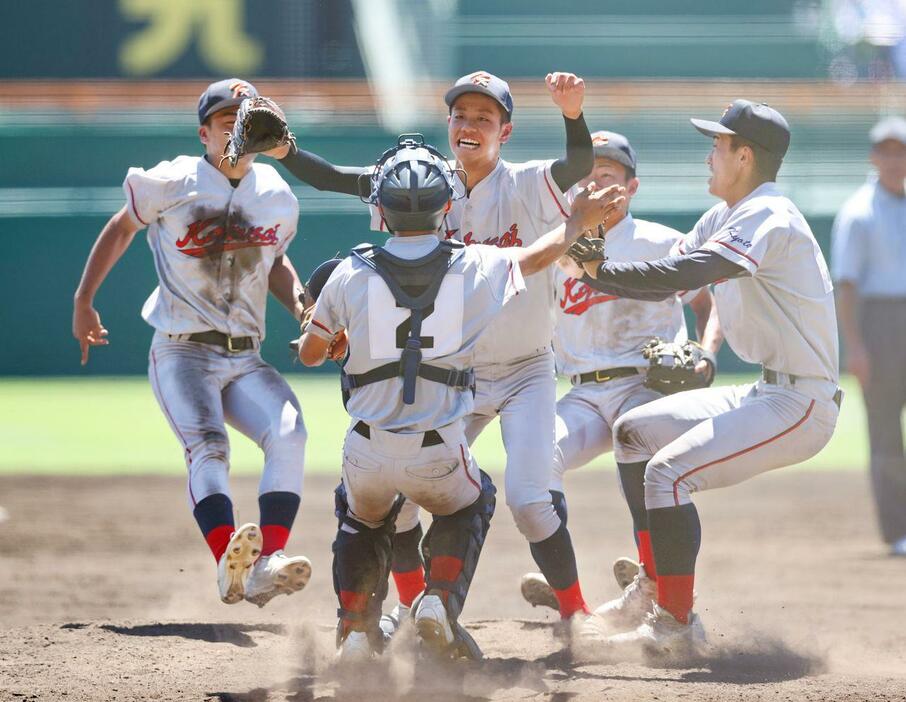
[832,116,906,557]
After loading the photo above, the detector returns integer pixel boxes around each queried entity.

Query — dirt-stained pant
[340,420,480,527]
[861,298,906,543]
[613,379,839,510]
[552,374,662,492]
[148,332,307,506]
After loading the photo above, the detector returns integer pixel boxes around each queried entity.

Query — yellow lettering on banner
[119,0,263,76]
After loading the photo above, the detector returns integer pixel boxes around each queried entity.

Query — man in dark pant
[832,116,906,555]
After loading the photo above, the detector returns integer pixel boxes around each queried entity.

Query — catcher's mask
[359,134,465,234]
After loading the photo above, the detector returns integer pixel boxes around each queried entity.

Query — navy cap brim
[200,97,248,123]
[593,145,635,171]
[444,84,511,117]
[690,117,736,138]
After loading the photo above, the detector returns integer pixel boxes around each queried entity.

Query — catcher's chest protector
[347,240,466,404]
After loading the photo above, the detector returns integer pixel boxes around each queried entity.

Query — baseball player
[298,138,622,662]
[72,78,313,607]
[374,71,598,630]
[518,131,723,620]
[831,116,906,556]
[566,101,841,658]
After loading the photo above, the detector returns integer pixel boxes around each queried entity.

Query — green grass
[0,374,868,475]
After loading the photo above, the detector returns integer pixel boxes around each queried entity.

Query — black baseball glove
[642,338,716,395]
[566,224,607,264]
[222,96,296,167]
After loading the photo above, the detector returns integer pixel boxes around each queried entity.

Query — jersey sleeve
[473,246,526,306]
[670,206,720,257]
[697,205,779,276]
[308,262,350,340]
[122,161,182,228]
[830,204,866,286]
[511,159,571,224]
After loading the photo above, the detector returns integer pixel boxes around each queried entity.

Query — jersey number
[367,276,464,360]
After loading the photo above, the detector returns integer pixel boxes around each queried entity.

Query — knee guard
[332,482,405,648]
[421,470,496,621]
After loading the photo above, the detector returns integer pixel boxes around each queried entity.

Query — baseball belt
[353,420,445,447]
[762,367,843,408]
[571,367,639,386]
[181,331,256,352]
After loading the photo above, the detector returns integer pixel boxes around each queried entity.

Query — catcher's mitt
[222,97,295,167]
[566,224,607,264]
[642,338,716,395]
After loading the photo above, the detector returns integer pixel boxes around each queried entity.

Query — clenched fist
[546,72,585,120]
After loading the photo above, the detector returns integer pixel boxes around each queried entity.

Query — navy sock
[391,523,424,573]
[646,503,701,575]
[617,461,648,535]
[193,493,234,561]
[259,491,300,555]
[529,522,579,591]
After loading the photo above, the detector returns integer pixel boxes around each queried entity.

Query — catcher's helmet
[362,134,462,234]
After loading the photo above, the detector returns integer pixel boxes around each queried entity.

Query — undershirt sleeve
[278,146,368,196]
[550,113,594,193]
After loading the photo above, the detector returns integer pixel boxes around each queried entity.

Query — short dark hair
[729,134,782,181]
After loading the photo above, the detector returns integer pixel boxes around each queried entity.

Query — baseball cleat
[217,523,263,605]
[336,630,375,664]
[600,604,707,661]
[588,564,656,632]
[612,556,641,590]
[379,601,411,639]
[243,550,312,608]
[414,594,455,652]
[520,572,560,611]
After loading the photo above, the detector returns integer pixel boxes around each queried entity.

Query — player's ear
[198,125,209,146]
[626,177,640,198]
[499,121,513,144]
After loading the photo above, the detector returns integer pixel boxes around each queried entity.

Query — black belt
[762,368,843,409]
[342,363,475,392]
[573,367,639,385]
[353,421,444,447]
[185,331,255,352]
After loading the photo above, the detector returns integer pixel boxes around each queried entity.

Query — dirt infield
[1,470,904,701]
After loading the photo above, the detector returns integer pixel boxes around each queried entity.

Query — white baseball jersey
[675,182,838,382]
[309,234,526,432]
[554,214,690,376]
[373,158,569,365]
[123,155,299,339]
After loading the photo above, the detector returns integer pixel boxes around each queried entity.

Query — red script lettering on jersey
[176,218,281,257]
[445,224,523,248]
[560,277,618,316]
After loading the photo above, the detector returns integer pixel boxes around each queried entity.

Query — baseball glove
[566,224,607,264]
[222,97,295,167]
[642,338,716,395]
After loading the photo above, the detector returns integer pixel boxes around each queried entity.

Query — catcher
[520,131,723,629]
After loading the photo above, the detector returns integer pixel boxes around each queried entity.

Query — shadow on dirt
[100,622,286,648]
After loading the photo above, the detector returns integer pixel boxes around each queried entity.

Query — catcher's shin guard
[332,483,404,650]
[421,470,496,621]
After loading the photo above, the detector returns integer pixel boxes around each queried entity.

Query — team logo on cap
[721,103,733,118]
[469,72,493,88]
[230,81,253,99]
[592,134,609,146]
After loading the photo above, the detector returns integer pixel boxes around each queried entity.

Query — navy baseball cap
[590,131,637,171]
[870,116,906,145]
[306,258,343,301]
[444,71,514,119]
[197,78,258,124]
[690,100,791,159]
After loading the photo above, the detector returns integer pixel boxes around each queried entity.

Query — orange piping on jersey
[713,240,759,268]
[671,399,815,506]
[311,319,334,336]
[542,170,569,219]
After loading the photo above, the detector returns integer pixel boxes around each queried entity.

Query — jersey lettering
[446,224,523,248]
[559,277,618,316]
[367,275,464,360]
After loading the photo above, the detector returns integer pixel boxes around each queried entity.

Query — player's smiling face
[448,93,512,169]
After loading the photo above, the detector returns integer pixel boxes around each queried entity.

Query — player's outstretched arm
[514,184,625,275]
[268,255,307,323]
[580,249,746,301]
[73,206,143,365]
[546,72,594,192]
[275,145,368,197]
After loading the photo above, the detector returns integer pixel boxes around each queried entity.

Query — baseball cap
[870,116,906,145]
[690,99,791,159]
[444,71,514,120]
[590,131,637,171]
[305,258,343,301]
[197,78,258,124]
